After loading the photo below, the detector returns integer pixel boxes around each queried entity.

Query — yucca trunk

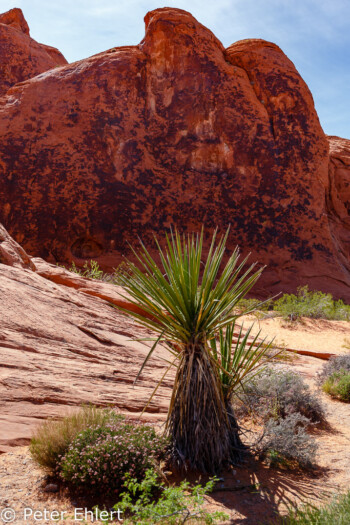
[166,341,244,473]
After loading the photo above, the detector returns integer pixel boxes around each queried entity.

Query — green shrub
[236,369,321,469]
[235,297,273,314]
[258,414,317,469]
[30,406,121,471]
[274,286,350,321]
[317,355,350,402]
[60,420,168,497]
[237,367,325,424]
[114,469,228,524]
[322,370,350,402]
[283,490,350,524]
[210,320,274,407]
[317,354,350,384]
[68,260,128,284]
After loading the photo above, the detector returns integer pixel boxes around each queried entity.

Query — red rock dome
[0,7,349,300]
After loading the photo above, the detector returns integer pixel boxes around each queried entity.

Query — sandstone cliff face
[0,8,67,97]
[0,7,349,300]
[327,136,350,270]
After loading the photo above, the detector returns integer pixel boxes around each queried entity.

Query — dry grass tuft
[30,406,121,471]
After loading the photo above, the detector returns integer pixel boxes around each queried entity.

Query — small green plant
[273,286,350,321]
[235,297,273,314]
[69,260,105,280]
[264,449,290,468]
[322,370,350,402]
[68,259,128,284]
[209,320,274,405]
[30,406,121,471]
[236,297,271,311]
[283,490,350,524]
[114,469,228,524]
[60,420,168,497]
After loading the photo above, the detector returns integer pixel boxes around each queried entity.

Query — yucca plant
[210,321,274,405]
[116,228,266,473]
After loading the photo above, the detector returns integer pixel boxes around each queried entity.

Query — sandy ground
[243,315,350,355]
[1,317,350,524]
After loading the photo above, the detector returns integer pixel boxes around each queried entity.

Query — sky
[2,0,349,138]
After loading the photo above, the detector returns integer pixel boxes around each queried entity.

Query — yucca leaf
[134,331,165,385]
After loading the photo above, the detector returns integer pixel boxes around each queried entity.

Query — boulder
[0,222,35,269]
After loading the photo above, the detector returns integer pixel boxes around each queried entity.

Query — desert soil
[1,317,350,524]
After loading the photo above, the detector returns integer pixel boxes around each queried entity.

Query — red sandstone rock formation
[0,8,67,97]
[0,7,349,300]
[327,136,350,270]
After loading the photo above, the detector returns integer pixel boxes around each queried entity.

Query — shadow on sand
[209,454,330,524]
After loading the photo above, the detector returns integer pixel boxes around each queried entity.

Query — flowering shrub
[60,419,169,496]
[30,406,123,471]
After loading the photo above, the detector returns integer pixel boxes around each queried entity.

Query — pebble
[43,483,59,493]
